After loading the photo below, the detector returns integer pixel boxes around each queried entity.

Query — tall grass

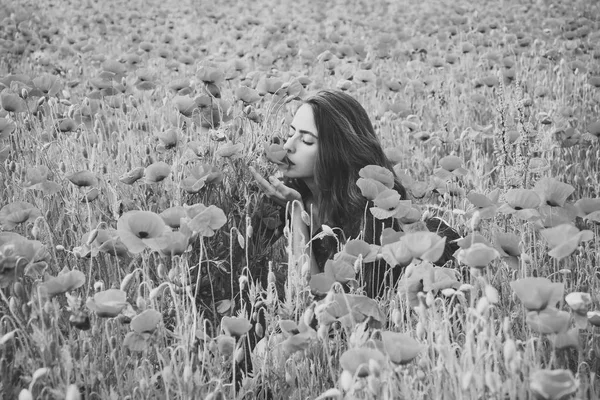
[1,0,600,398]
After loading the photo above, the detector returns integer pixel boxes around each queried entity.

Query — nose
[283,133,297,152]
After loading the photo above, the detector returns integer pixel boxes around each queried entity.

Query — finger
[268,176,282,188]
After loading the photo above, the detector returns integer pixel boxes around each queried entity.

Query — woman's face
[282,103,319,181]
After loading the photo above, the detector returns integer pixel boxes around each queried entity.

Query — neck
[302,178,320,200]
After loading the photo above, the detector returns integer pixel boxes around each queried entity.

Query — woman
[250,90,458,298]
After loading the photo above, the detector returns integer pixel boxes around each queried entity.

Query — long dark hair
[285,90,407,238]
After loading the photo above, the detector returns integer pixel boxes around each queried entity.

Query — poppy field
[2,0,600,398]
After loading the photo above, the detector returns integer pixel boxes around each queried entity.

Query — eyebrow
[290,124,318,139]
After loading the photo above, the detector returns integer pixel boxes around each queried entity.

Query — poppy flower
[380,331,423,365]
[397,261,461,308]
[497,189,541,221]
[130,309,162,333]
[216,142,243,159]
[32,74,62,97]
[281,330,316,356]
[540,224,593,260]
[123,331,149,352]
[57,118,78,132]
[380,232,446,267]
[454,241,500,268]
[119,167,145,185]
[86,289,128,318]
[97,237,130,258]
[324,256,356,284]
[80,188,99,202]
[510,277,563,311]
[466,190,500,219]
[0,117,15,140]
[197,66,224,85]
[587,311,600,327]
[101,59,127,77]
[526,308,571,334]
[359,165,395,188]
[168,78,191,93]
[180,164,223,194]
[235,85,261,104]
[534,204,578,229]
[493,232,521,269]
[434,155,468,180]
[160,206,187,229]
[154,129,178,151]
[221,316,252,339]
[574,198,600,222]
[0,233,48,288]
[533,178,574,208]
[316,293,384,328]
[370,189,412,219]
[339,347,386,377]
[0,248,28,289]
[67,170,98,187]
[264,143,288,167]
[213,334,236,357]
[173,96,198,117]
[309,273,336,295]
[552,328,580,350]
[117,210,171,253]
[553,126,581,148]
[182,204,227,237]
[39,269,86,298]
[256,77,284,96]
[1,91,27,113]
[530,369,578,400]
[0,201,41,230]
[353,69,376,84]
[0,232,49,264]
[155,231,191,257]
[144,161,171,183]
[565,292,591,318]
[356,177,389,201]
[587,121,600,138]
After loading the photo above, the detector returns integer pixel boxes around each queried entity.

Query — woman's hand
[249,166,302,208]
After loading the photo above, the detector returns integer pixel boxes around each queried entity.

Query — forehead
[291,103,318,134]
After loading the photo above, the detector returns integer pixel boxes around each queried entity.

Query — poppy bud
[238,275,248,291]
[183,365,192,383]
[503,338,516,366]
[255,322,264,338]
[31,225,40,240]
[18,389,33,400]
[138,378,148,392]
[157,263,167,279]
[94,281,104,291]
[136,296,146,310]
[339,370,353,392]
[476,296,490,314]
[37,96,46,107]
[21,88,28,99]
[392,308,402,328]
[9,297,19,316]
[13,282,26,300]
